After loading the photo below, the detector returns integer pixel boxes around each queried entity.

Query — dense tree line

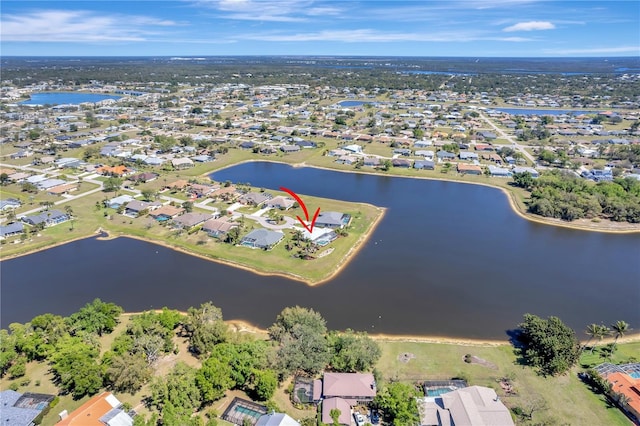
[1,301,380,426]
[512,170,640,222]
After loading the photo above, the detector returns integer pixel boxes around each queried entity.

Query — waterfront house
[457,163,483,175]
[392,158,412,168]
[149,205,185,221]
[173,212,212,230]
[315,211,351,229]
[414,160,435,170]
[106,195,135,209]
[0,222,24,239]
[22,210,69,227]
[280,145,301,153]
[123,200,161,217]
[322,372,377,405]
[512,166,539,178]
[488,165,512,177]
[343,144,364,154]
[240,228,284,249]
[202,217,239,238]
[417,386,514,426]
[593,363,640,423]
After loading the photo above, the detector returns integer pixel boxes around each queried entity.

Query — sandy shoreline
[208,159,640,234]
[123,316,640,347]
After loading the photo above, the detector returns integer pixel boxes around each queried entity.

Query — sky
[1,1,639,57]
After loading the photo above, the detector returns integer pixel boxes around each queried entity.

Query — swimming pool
[630,372,640,379]
[426,387,456,397]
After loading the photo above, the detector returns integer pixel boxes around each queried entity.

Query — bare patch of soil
[398,352,415,363]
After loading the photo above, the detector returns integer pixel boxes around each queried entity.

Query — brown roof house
[322,372,376,405]
[149,205,185,220]
[321,397,352,426]
[57,392,133,426]
[172,212,212,229]
[202,217,239,238]
[265,196,296,210]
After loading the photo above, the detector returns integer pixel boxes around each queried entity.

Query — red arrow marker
[279,187,321,233]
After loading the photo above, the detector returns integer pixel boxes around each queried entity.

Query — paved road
[477,112,537,165]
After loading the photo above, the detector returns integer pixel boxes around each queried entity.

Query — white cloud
[1,9,180,42]
[237,29,533,43]
[544,46,640,55]
[503,21,555,32]
[194,0,344,22]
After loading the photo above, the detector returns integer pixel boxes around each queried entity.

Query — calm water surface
[19,92,122,105]
[2,163,639,339]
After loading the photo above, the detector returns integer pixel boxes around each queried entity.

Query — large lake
[2,163,639,339]
[19,92,122,105]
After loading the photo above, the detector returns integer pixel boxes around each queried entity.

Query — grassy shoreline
[211,158,640,234]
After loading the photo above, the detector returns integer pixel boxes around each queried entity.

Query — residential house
[459,151,479,161]
[436,151,456,161]
[415,150,435,160]
[474,143,494,151]
[336,155,359,165]
[417,386,514,426]
[97,165,130,177]
[0,390,55,426]
[488,165,512,177]
[457,163,483,175]
[22,210,69,227]
[240,192,272,206]
[315,211,351,229]
[123,200,161,217]
[192,154,214,162]
[202,217,239,238]
[172,157,194,169]
[255,412,300,426]
[414,160,435,170]
[392,158,412,168]
[512,167,540,178]
[48,183,78,196]
[190,184,216,198]
[343,144,364,154]
[37,179,67,191]
[165,179,189,191]
[240,228,284,249]
[593,363,640,423]
[393,148,412,156]
[322,373,377,405]
[0,222,24,239]
[280,145,301,153]
[129,172,158,183]
[57,391,134,426]
[363,157,380,167]
[265,196,296,210]
[295,140,317,149]
[149,205,185,220]
[106,195,135,209]
[414,139,433,148]
[321,398,352,426]
[173,212,212,229]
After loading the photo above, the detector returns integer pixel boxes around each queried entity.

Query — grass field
[375,339,640,425]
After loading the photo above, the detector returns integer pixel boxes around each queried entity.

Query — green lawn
[375,340,637,426]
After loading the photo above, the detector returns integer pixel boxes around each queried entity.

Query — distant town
[0,57,639,426]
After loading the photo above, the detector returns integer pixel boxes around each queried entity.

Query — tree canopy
[374,382,420,426]
[516,314,581,376]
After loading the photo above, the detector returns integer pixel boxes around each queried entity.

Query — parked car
[354,413,365,426]
[370,410,380,424]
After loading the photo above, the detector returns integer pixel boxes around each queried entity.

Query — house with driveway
[202,217,239,238]
[240,228,284,249]
[320,373,377,426]
[0,222,24,239]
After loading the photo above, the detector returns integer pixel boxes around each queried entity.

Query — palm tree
[611,320,630,345]
[583,323,600,352]
[591,325,611,354]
